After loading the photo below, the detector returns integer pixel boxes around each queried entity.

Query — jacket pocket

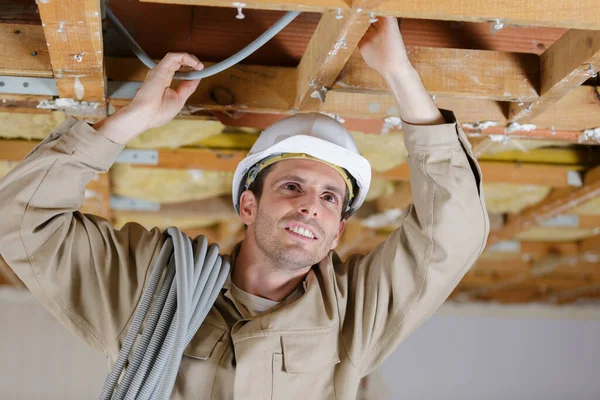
[272,328,340,400]
[171,323,229,400]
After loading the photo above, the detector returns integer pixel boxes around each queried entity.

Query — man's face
[239,159,347,271]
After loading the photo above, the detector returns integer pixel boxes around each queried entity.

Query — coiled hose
[99,227,230,400]
[105,7,301,80]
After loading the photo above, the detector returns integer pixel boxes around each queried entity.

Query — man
[0,17,488,399]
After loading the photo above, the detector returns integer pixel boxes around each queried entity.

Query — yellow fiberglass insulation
[482,183,551,214]
[478,139,568,156]
[126,118,225,149]
[365,179,395,202]
[0,112,65,140]
[111,164,233,203]
[113,214,220,231]
[350,131,407,172]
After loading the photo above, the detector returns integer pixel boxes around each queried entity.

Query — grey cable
[99,228,230,400]
[105,7,301,80]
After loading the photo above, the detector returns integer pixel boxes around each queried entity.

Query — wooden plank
[0,24,52,77]
[106,58,296,113]
[376,0,600,29]
[37,0,105,101]
[144,0,600,29]
[140,0,347,12]
[580,234,600,255]
[1,139,585,187]
[315,91,508,122]
[488,164,600,245]
[295,3,383,109]
[510,30,600,122]
[335,48,539,101]
[106,58,509,121]
[98,8,565,66]
[531,85,600,131]
[0,0,41,25]
[0,94,55,114]
[378,161,582,188]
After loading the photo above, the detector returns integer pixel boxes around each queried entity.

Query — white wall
[1,288,599,399]
[0,289,107,400]
[380,308,600,400]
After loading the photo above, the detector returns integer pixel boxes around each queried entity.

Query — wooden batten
[37,0,105,101]
[142,0,600,29]
[295,5,382,109]
[510,29,600,122]
[336,48,539,101]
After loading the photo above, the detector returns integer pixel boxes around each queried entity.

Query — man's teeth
[289,226,314,239]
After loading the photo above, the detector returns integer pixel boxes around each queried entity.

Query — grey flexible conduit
[99,228,230,399]
[105,7,301,80]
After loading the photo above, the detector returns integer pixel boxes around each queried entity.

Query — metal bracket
[115,149,159,165]
[540,214,580,228]
[487,240,521,253]
[107,81,142,99]
[0,76,58,96]
[110,196,160,212]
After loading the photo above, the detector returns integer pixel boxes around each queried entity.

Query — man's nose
[297,194,319,218]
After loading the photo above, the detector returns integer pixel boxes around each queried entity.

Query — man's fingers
[176,79,201,104]
[149,53,203,83]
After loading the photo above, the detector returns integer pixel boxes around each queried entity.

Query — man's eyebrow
[271,175,306,187]
[324,184,344,199]
[272,175,344,199]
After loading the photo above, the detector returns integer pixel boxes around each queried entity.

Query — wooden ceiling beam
[336,48,539,102]
[0,139,585,188]
[0,24,52,78]
[142,0,600,29]
[295,2,385,109]
[37,0,105,102]
[488,164,600,246]
[509,30,600,122]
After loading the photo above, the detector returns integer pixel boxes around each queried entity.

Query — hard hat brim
[232,135,371,216]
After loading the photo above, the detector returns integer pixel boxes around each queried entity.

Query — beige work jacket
[0,110,489,399]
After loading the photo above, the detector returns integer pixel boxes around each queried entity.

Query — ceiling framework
[0,0,599,307]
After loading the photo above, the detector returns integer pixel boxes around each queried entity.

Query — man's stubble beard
[253,202,335,272]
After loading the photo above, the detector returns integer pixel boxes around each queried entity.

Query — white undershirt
[230,282,305,317]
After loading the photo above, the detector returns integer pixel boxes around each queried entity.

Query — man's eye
[283,183,299,191]
[323,194,336,203]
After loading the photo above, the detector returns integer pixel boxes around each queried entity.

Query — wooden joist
[0,24,52,78]
[37,0,105,101]
[509,29,600,122]
[0,139,585,188]
[336,48,539,101]
[295,3,384,109]
[488,164,600,245]
[142,0,600,29]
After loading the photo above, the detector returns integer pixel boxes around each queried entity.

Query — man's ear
[330,219,346,249]
[239,190,258,226]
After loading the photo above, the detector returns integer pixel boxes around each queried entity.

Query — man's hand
[358,16,409,80]
[96,52,204,145]
[358,17,444,125]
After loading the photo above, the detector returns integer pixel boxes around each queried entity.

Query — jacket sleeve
[335,110,489,376]
[0,117,166,355]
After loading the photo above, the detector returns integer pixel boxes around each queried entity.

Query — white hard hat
[232,112,372,217]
